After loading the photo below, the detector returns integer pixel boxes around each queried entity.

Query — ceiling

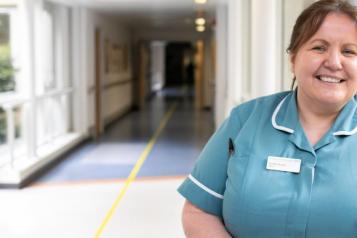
[54,0,221,30]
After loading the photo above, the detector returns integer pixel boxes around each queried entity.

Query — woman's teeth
[318,76,342,83]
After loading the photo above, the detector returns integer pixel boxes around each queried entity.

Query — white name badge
[266,156,301,173]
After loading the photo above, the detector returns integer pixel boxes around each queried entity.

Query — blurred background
[0,0,355,237]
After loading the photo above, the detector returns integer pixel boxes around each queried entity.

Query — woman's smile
[315,75,345,83]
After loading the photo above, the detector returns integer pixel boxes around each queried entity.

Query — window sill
[0,132,88,187]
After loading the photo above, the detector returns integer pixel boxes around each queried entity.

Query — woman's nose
[324,50,343,71]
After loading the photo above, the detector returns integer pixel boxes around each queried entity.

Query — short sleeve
[177,108,241,217]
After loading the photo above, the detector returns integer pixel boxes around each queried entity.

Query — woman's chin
[315,92,349,108]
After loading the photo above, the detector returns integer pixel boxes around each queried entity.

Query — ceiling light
[195,0,207,4]
[195,18,206,26]
[196,25,205,32]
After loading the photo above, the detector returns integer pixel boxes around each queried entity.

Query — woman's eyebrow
[344,43,357,48]
[308,39,328,45]
[308,39,357,48]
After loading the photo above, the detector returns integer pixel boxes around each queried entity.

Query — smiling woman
[288,9,357,145]
[178,0,357,238]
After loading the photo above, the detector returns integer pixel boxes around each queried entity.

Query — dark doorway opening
[165,42,194,87]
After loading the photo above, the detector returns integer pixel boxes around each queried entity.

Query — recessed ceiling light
[196,25,205,32]
[195,18,206,26]
[195,0,207,4]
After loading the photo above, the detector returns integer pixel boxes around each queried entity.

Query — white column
[241,0,252,102]
[71,6,89,135]
[226,0,243,111]
[282,0,305,90]
[251,0,282,97]
[214,2,228,126]
[19,0,38,159]
[150,41,166,92]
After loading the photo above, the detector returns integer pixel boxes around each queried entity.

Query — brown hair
[287,0,357,89]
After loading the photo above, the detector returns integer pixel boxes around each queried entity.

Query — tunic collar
[271,90,298,134]
[331,96,357,136]
[272,90,357,137]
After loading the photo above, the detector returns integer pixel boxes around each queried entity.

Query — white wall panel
[104,83,132,121]
[214,2,228,126]
[251,0,282,97]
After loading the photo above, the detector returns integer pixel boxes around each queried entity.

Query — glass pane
[36,94,73,148]
[0,13,15,93]
[0,13,9,44]
[36,99,53,146]
[13,105,26,158]
[0,107,6,145]
[43,3,56,92]
[60,94,71,133]
[14,106,21,139]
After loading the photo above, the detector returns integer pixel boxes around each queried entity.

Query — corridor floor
[0,87,215,238]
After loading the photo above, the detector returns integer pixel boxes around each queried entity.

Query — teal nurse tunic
[178,90,357,238]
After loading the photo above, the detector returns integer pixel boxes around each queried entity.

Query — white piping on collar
[333,126,357,136]
[271,95,295,134]
[188,174,224,199]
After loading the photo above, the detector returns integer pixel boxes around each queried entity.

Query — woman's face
[291,13,357,110]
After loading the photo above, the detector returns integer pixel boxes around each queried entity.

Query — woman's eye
[312,46,326,52]
[342,49,356,56]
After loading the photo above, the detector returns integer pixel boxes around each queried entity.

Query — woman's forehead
[305,13,357,44]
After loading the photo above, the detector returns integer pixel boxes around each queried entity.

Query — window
[0,11,15,93]
[35,1,73,148]
[0,5,24,164]
[0,107,21,144]
[0,1,77,170]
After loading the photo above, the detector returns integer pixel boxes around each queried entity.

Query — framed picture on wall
[110,43,121,73]
[104,40,129,74]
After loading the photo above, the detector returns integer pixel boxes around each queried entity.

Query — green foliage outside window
[0,13,20,146]
[0,45,15,92]
[0,108,5,144]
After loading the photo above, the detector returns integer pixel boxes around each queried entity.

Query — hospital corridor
[1,0,352,237]
[0,86,214,237]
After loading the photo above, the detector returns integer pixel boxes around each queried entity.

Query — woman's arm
[182,200,232,238]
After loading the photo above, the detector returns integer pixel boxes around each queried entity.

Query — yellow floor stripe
[93,102,178,238]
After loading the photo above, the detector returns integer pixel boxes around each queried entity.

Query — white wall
[84,10,133,128]
[282,0,305,90]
